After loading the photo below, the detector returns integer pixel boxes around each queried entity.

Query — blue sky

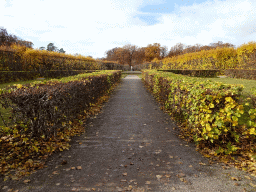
[1,0,255,59]
[138,0,210,25]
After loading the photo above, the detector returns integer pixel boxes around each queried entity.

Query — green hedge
[142,69,256,155]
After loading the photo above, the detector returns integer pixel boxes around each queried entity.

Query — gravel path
[1,75,256,192]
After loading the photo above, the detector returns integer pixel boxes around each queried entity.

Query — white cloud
[153,0,256,48]
[1,0,256,58]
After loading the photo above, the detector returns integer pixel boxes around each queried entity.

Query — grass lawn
[201,76,256,96]
[0,77,54,90]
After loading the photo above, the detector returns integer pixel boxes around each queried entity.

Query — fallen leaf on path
[177,173,186,178]
[123,173,127,176]
[250,183,256,187]
[199,162,206,165]
[12,176,19,180]
[121,179,127,182]
[245,176,251,180]
[61,160,67,165]
[231,177,240,181]
[52,171,59,175]
[2,186,8,190]
[251,174,256,177]
[145,181,151,184]
[169,155,174,159]
[189,165,193,168]
[165,174,171,178]
[234,183,240,186]
[156,175,162,179]
[139,146,144,148]
[76,166,82,170]
[180,178,185,182]
[130,162,134,165]
[155,150,162,154]
[56,183,60,186]
[23,179,30,183]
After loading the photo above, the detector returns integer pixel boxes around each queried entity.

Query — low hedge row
[142,70,256,155]
[0,70,121,139]
[0,71,41,83]
[225,69,256,80]
[157,69,221,78]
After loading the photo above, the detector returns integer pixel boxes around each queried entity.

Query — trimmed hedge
[142,69,256,155]
[0,70,121,139]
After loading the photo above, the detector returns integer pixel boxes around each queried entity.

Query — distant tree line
[39,43,65,53]
[0,27,33,48]
[0,27,65,53]
[104,41,235,67]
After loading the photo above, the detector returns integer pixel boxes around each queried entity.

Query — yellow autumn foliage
[0,44,97,71]
[236,41,256,69]
[160,41,256,71]
[162,47,238,70]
